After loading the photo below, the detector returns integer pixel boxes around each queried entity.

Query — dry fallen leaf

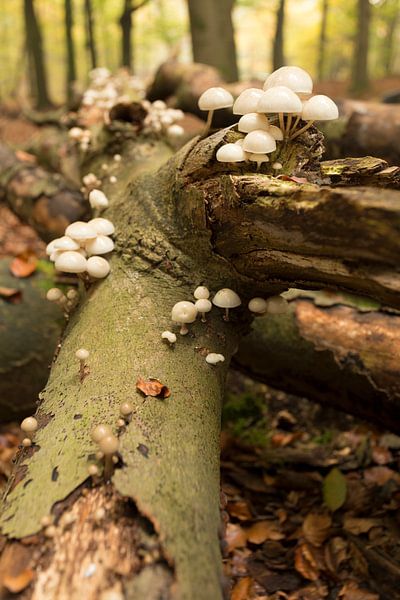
[10,254,37,278]
[15,150,37,163]
[3,569,34,593]
[302,513,332,547]
[343,516,382,535]
[227,500,252,521]
[294,544,320,581]
[339,581,379,600]
[231,576,253,600]
[364,466,400,486]
[225,523,247,553]
[246,520,284,544]
[136,377,170,399]
[324,536,348,574]
[0,287,22,303]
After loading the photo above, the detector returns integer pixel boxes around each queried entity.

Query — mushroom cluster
[198,66,338,169]
[142,99,185,140]
[90,424,120,481]
[248,295,289,315]
[45,216,115,281]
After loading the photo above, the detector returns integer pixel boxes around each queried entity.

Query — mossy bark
[2,129,400,598]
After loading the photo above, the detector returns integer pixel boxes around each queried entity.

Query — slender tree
[381,0,399,76]
[119,0,151,71]
[317,0,329,81]
[65,0,77,105]
[23,0,53,109]
[187,0,239,82]
[272,0,286,71]
[351,0,371,93]
[84,0,97,70]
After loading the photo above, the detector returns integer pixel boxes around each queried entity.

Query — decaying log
[0,143,89,241]
[2,126,400,599]
[235,295,400,433]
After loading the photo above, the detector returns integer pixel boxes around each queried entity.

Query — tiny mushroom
[198,87,234,136]
[212,288,241,321]
[171,301,198,335]
[238,112,270,133]
[233,88,264,115]
[21,416,38,441]
[257,85,302,134]
[242,130,276,167]
[55,251,87,274]
[206,353,225,365]
[88,189,109,211]
[194,286,210,300]
[46,287,67,306]
[291,94,339,140]
[65,221,97,242]
[195,298,212,322]
[266,295,289,314]
[161,330,177,345]
[167,124,184,139]
[86,256,111,279]
[120,401,133,417]
[88,218,115,236]
[76,348,90,381]
[216,143,247,164]
[98,434,119,481]
[85,235,115,256]
[91,424,113,443]
[248,297,268,314]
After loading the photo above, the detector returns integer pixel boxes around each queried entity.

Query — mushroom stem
[290,120,315,141]
[201,312,207,323]
[224,307,230,321]
[289,115,301,136]
[202,109,215,137]
[103,454,114,481]
[279,113,285,133]
[179,323,189,335]
[285,114,293,137]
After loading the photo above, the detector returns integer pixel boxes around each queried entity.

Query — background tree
[65,0,77,105]
[351,0,371,93]
[120,0,151,71]
[272,0,286,71]
[23,0,52,109]
[317,0,329,80]
[84,0,97,70]
[187,0,239,82]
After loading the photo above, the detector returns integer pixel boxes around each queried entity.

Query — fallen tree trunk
[2,127,400,599]
[235,295,400,432]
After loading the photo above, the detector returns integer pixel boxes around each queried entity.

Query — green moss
[222,392,269,446]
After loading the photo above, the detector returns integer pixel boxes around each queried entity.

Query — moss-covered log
[2,129,400,599]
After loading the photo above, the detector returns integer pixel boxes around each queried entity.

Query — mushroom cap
[88,189,109,210]
[198,87,234,111]
[302,95,339,121]
[238,112,270,133]
[257,86,303,114]
[21,416,38,432]
[194,286,210,300]
[243,130,276,154]
[167,124,184,138]
[161,331,177,343]
[120,401,133,416]
[248,297,268,314]
[266,295,289,314]
[91,424,113,443]
[46,288,63,302]
[85,235,115,256]
[65,221,97,241]
[98,435,119,455]
[212,288,241,309]
[263,66,313,94]
[233,88,264,115]
[205,353,225,365]
[86,256,111,278]
[171,301,198,324]
[248,153,269,164]
[267,125,284,141]
[76,348,89,361]
[54,236,80,251]
[216,143,247,163]
[88,218,115,236]
[46,239,60,255]
[55,251,87,274]
[195,298,212,313]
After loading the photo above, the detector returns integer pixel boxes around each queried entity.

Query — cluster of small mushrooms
[164,286,289,365]
[198,65,339,169]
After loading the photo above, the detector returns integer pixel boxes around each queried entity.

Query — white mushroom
[167,124,184,139]
[257,86,302,134]
[46,239,60,255]
[248,153,269,170]
[232,88,264,115]
[46,287,65,303]
[238,113,270,133]
[195,298,212,322]
[21,416,38,442]
[88,189,109,211]
[85,235,114,256]
[91,424,113,443]
[161,330,177,345]
[273,162,283,170]
[53,236,80,251]
[88,218,115,236]
[76,348,89,380]
[205,353,225,365]
[242,130,276,156]
[248,297,268,314]
[266,295,289,314]
[55,251,87,274]
[65,221,97,242]
[216,143,247,164]
[212,288,241,321]
[291,95,339,140]
[194,286,210,300]
[263,66,313,95]
[267,125,284,141]
[86,256,111,279]
[198,87,234,135]
[171,301,198,335]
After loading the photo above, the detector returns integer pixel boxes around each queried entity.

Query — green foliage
[323,467,347,511]
[222,391,269,446]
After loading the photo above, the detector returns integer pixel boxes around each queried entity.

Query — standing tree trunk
[382,0,399,76]
[187,0,239,82]
[317,0,329,81]
[23,0,53,110]
[65,0,77,105]
[84,0,97,70]
[351,0,371,94]
[272,0,286,71]
[119,0,151,71]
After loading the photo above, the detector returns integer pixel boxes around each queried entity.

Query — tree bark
[119,0,151,71]
[317,0,329,81]
[2,128,400,598]
[23,0,53,110]
[65,0,77,106]
[84,0,97,70]
[272,0,286,71]
[234,296,400,433]
[187,0,239,82]
[351,0,371,94]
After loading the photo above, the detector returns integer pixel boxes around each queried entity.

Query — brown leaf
[246,520,284,544]
[0,287,22,303]
[136,377,170,399]
[278,174,309,184]
[225,523,247,553]
[231,577,253,600]
[302,513,332,547]
[343,516,382,535]
[227,500,252,521]
[294,544,320,581]
[371,445,392,465]
[324,536,348,574]
[3,568,34,593]
[364,466,400,486]
[15,150,37,164]
[271,432,302,447]
[10,254,37,278]
[339,581,379,600]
